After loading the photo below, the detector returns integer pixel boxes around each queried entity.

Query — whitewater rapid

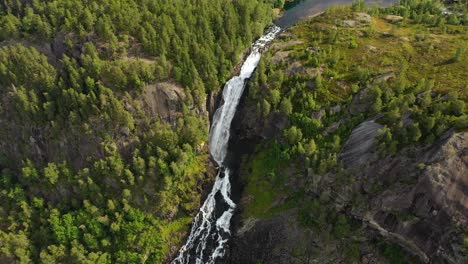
[172,26,281,264]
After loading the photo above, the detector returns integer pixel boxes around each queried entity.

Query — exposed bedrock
[228,103,467,263]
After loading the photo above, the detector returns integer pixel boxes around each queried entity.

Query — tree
[261,99,271,116]
[420,115,435,133]
[21,160,39,183]
[284,126,303,145]
[40,244,67,263]
[0,230,32,263]
[369,86,383,114]
[43,163,60,185]
[280,97,293,115]
[0,14,21,40]
[447,14,460,25]
[304,138,317,156]
[351,0,366,12]
[406,122,422,143]
[315,74,323,89]
[269,89,281,107]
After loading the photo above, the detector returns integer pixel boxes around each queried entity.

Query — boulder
[311,109,326,121]
[385,15,404,23]
[355,12,372,24]
[366,45,378,52]
[374,72,395,82]
[343,19,358,28]
[322,121,342,136]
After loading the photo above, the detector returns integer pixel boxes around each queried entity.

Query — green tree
[0,14,21,40]
[280,97,293,115]
[284,126,303,145]
[269,89,281,107]
[43,163,60,185]
[406,122,422,143]
[261,99,271,116]
[304,138,317,156]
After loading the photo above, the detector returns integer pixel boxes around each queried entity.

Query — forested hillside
[0,0,278,263]
[228,1,467,263]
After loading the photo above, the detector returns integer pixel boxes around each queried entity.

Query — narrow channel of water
[172,26,281,264]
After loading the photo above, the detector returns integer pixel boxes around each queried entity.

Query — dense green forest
[0,0,279,263]
[240,0,467,262]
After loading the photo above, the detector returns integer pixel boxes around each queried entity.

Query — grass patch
[242,142,296,218]
[160,216,192,255]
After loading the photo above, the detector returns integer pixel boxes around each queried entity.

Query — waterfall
[172,26,281,264]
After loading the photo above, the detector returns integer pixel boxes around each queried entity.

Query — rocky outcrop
[345,130,468,263]
[342,12,372,28]
[142,82,186,122]
[421,132,467,226]
[385,15,404,23]
[227,210,318,264]
[229,104,467,263]
[340,120,383,168]
[231,102,289,143]
[349,87,372,115]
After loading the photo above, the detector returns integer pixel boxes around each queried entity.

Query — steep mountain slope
[228,1,467,263]
[0,1,279,263]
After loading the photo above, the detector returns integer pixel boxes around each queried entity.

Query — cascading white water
[172,26,281,264]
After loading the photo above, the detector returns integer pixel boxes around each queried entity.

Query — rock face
[349,87,372,115]
[231,102,289,143]
[357,130,468,263]
[228,104,468,263]
[142,82,186,122]
[340,120,383,168]
[0,80,196,171]
[227,210,319,264]
[420,131,467,226]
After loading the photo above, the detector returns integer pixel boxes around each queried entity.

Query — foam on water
[172,26,281,264]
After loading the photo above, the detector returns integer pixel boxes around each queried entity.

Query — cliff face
[228,102,467,264]
[225,5,467,264]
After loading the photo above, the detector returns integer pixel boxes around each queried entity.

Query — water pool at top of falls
[276,0,398,28]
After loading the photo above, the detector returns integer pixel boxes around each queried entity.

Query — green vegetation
[377,241,421,264]
[0,0,281,262]
[240,0,467,262]
[244,0,467,208]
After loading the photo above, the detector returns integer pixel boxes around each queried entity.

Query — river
[276,0,398,28]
